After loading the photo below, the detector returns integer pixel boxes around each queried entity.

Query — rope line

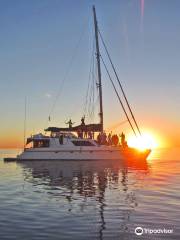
[100,55,137,137]
[98,29,141,136]
[45,19,88,127]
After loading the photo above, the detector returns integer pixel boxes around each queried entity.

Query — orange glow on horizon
[0,142,22,149]
[0,136,23,149]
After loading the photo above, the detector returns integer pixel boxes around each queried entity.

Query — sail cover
[45,123,102,133]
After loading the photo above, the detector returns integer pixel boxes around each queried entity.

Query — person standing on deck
[120,132,127,147]
[81,116,86,138]
[108,132,112,145]
[81,116,85,126]
[66,119,74,129]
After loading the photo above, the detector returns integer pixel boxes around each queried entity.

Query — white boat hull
[17,147,150,161]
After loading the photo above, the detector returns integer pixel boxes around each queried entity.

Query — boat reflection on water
[18,159,149,239]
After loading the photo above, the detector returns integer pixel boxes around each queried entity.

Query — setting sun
[127,132,159,150]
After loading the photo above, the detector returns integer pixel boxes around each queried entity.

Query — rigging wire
[89,72,95,122]
[46,19,88,126]
[89,45,99,123]
[23,96,27,150]
[98,29,141,136]
[100,55,137,137]
[88,78,94,121]
[83,38,95,119]
[91,46,95,122]
[83,35,98,123]
[106,119,128,132]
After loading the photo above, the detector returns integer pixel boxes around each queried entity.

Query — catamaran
[4,6,151,162]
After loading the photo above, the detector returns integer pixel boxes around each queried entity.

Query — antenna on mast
[23,97,27,150]
[93,5,103,132]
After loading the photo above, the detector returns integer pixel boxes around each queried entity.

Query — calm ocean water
[0,149,179,240]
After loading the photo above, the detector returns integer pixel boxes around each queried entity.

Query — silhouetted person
[102,132,107,145]
[114,134,119,146]
[112,134,119,146]
[59,135,63,145]
[120,132,126,147]
[66,119,74,128]
[97,133,101,144]
[108,132,112,145]
[80,116,85,138]
[81,116,85,126]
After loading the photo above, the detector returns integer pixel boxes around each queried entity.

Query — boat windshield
[25,136,50,149]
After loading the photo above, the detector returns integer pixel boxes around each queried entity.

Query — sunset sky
[0,0,180,148]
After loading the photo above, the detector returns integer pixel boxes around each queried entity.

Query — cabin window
[33,139,50,148]
[71,140,95,146]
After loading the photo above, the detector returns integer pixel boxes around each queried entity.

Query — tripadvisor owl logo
[134,227,173,235]
[135,227,143,235]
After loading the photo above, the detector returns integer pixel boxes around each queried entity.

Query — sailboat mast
[93,6,103,132]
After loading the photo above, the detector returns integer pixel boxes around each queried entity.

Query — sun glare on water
[127,132,159,151]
